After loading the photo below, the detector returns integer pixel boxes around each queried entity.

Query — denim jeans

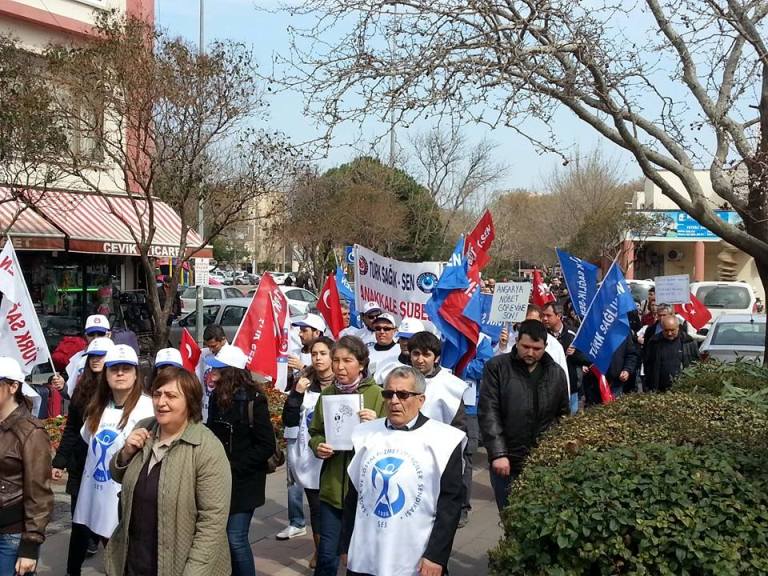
[287,482,306,528]
[313,502,343,576]
[489,467,519,513]
[227,511,256,576]
[570,392,580,415]
[462,415,480,512]
[0,532,21,576]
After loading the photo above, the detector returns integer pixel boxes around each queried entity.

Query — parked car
[243,285,317,314]
[280,286,317,314]
[168,297,304,347]
[268,271,296,285]
[179,285,245,314]
[235,272,260,285]
[699,314,765,363]
[689,281,758,329]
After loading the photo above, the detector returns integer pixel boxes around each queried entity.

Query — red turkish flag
[532,270,556,307]
[464,209,495,270]
[317,274,345,339]
[675,293,712,331]
[180,328,201,373]
[233,273,291,390]
[589,364,615,404]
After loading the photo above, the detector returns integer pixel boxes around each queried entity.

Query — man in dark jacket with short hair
[478,319,569,513]
[643,315,699,392]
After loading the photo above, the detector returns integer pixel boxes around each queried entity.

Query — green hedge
[672,358,768,396]
[490,394,768,575]
[490,444,768,575]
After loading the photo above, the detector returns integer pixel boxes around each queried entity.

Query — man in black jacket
[479,319,569,513]
[643,315,699,392]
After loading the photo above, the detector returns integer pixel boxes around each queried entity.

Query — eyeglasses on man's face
[374,326,395,332]
[381,389,423,400]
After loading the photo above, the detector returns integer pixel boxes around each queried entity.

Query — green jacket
[308,378,386,509]
[105,418,232,576]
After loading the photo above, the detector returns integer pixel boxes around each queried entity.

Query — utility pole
[195,0,205,344]
[388,5,398,168]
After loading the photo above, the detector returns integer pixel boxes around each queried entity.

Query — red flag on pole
[464,209,495,270]
[233,273,291,390]
[532,269,556,308]
[317,274,345,339]
[674,293,712,331]
[180,328,201,373]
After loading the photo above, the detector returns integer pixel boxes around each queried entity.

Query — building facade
[623,170,765,301]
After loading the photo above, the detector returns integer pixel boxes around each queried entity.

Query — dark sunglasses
[374,326,395,332]
[365,313,381,320]
[381,389,423,400]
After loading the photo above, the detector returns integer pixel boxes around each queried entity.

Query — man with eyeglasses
[353,301,382,348]
[341,366,465,576]
[368,313,401,377]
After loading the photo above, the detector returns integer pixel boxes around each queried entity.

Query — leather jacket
[479,347,569,473]
[0,404,54,559]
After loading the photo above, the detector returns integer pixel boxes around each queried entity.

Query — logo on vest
[92,428,119,482]
[372,457,406,518]
[359,448,425,527]
[305,409,315,430]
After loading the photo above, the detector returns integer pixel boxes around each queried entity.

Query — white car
[699,314,765,363]
[268,271,296,285]
[179,285,245,314]
[690,281,757,329]
[279,286,317,314]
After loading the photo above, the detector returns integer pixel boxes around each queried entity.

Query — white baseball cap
[396,318,425,339]
[86,337,115,357]
[363,301,382,315]
[104,344,139,367]
[155,348,183,368]
[0,357,25,383]
[293,313,327,333]
[206,344,248,370]
[85,314,110,335]
[373,313,397,327]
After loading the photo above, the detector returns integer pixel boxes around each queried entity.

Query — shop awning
[0,188,212,258]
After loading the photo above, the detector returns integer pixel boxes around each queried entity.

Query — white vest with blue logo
[73,395,154,538]
[422,369,467,425]
[346,417,466,575]
[287,390,323,490]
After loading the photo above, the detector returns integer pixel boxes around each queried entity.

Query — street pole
[195,0,205,345]
[388,5,397,168]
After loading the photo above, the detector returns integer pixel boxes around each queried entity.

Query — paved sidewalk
[37,453,502,575]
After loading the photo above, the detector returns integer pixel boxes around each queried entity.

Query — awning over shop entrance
[0,188,212,258]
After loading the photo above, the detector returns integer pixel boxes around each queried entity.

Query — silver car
[699,314,765,363]
[169,297,304,348]
[179,285,245,315]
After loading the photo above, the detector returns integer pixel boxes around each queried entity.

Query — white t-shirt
[74,394,154,538]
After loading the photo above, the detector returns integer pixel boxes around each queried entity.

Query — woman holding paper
[205,344,276,576]
[308,335,386,576]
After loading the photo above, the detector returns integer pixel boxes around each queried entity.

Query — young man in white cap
[289,313,327,371]
[51,314,111,400]
[395,317,426,365]
[368,313,401,379]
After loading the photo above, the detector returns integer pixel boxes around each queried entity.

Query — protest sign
[489,282,532,323]
[354,245,441,322]
[654,274,690,305]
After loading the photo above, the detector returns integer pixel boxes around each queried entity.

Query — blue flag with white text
[572,262,636,374]
[336,266,360,328]
[556,248,599,320]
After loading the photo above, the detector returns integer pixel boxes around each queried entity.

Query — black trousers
[66,488,103,576]
[304,488,321,534]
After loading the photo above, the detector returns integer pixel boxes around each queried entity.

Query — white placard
[489,282,532,323]
[354,245,441,323]
[194,257,210,287]
[654,274,690,305]
[322,394,363,451]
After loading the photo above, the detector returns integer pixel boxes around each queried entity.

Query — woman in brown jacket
[0,357,54,576]
[105,366,232,576]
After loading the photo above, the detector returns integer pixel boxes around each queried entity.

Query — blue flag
[426,237,475,373]
[335,266,360,328]
[556,248,599,320]
[464,291,504,344]
[572,262,636,374]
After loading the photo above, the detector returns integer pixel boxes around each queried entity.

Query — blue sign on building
[633,210,741,240]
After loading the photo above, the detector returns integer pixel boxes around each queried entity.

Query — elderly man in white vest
[341,366,466,576]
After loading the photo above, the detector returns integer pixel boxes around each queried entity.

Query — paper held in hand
[322,394,363,451]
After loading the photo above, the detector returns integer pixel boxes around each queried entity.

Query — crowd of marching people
[0,250,705,576]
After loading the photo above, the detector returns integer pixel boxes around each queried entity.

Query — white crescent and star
[322,289,331,308]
